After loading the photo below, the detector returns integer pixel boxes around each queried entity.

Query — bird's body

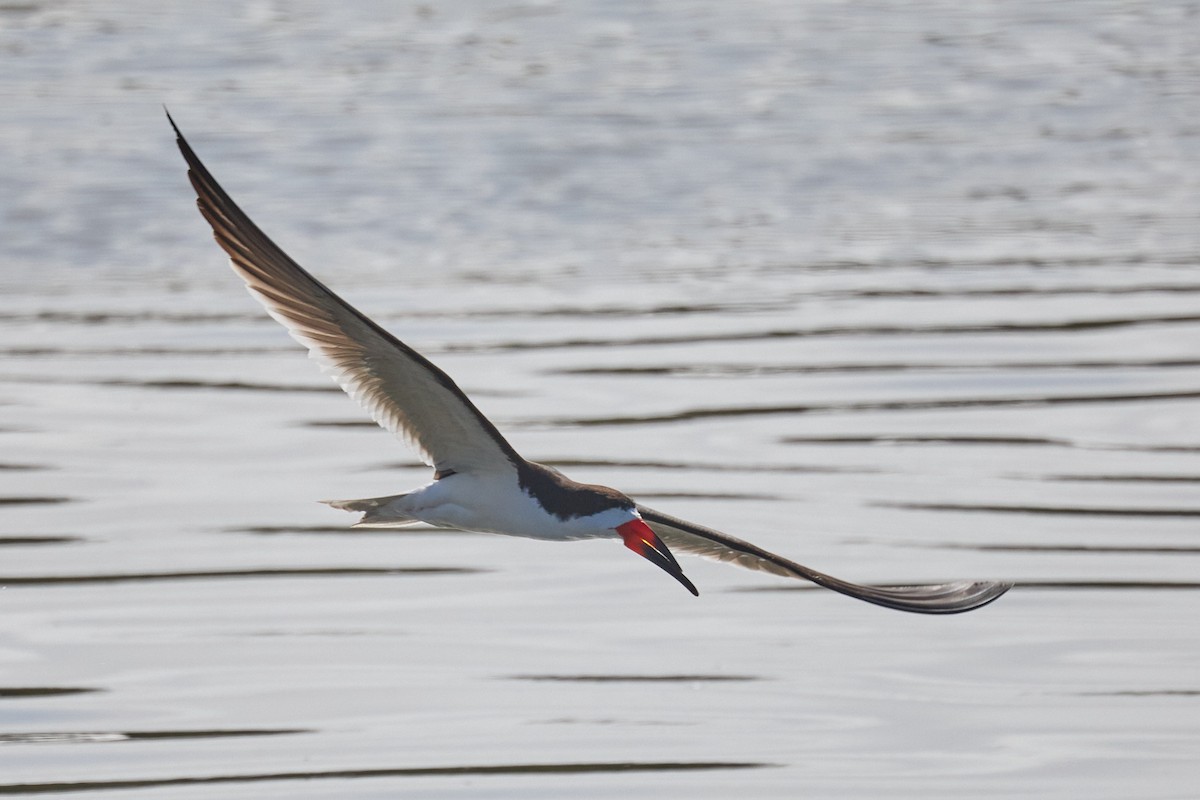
[336,463,637,542]
[170,112,1010,614]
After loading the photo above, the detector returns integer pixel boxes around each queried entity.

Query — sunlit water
[2,2,1199,797]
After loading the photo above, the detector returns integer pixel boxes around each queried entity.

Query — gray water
[2,2,1200,797]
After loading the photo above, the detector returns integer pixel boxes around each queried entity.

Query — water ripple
[557,358,1200,377]
[0,760,768,795]
[0,567,483,587]
[879,502,1200,518]
[0,536,82,547]
[1078,690,1200,698]
[784,434,1070,447]
[7,312,1200,361]
[911,543,1200,555]
[225,524,463,535]
[785,435,1200,454]
[372,458,874,475]
[0,688,99,699]
[1036,473,1200,484]
[740,582,1200,593]
[511,674,760,683]
[444,313,1200,353]
[558,388,1200,427]
[0,729,307,745]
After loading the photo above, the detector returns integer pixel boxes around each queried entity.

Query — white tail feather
[322,494,418,528]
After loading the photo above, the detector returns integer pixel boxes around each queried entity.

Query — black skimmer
[169,113,1010,614]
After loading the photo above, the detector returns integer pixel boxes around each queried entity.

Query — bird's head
[517,462,698,595]
[615,514,699,596]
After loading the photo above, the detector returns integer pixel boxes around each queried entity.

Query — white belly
[394,472,624,542]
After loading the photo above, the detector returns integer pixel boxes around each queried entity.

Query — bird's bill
[617,519,699,596]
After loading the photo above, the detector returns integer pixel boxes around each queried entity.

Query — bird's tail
[322,494,421,528]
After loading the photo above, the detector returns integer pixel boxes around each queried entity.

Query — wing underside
[170,114,519,475]
[638,505,1011,614]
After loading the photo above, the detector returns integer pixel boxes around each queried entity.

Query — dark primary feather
[168,112,521,476]
[638,505,1011,614]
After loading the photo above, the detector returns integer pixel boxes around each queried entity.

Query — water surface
[1,2,1199,797]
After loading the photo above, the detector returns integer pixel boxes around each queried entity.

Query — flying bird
[169,112,1010,614]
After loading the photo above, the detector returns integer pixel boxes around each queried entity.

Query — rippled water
[2,2,1199,797]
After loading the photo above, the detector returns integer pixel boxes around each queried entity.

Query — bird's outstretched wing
[170,113,520,475]
[637,505,1011,614]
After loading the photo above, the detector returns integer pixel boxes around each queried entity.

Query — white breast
[394,472,625,542]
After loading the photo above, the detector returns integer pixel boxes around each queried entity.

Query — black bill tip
[641,538,700,596]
